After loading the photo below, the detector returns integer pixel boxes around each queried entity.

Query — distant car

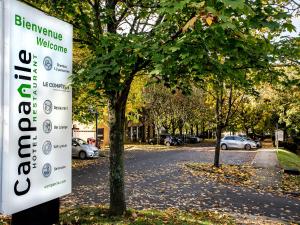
[72,138,100,159]
[149,134,177,146]
[173,137,184,145]
[220,135,257,150]
[185,135,202,143]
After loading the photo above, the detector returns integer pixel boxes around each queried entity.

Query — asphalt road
[62,148,300,223]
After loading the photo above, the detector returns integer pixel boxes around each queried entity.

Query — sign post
[0,0,72,223]
[11,198,60,225]
[275,129,284,150]
[0,0,4,205]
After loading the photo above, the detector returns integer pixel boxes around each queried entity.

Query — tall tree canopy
[23,0,299,215]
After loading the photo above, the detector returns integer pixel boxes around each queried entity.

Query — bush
[280,141,298,154]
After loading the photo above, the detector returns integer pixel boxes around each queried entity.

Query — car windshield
[76,138,87,145]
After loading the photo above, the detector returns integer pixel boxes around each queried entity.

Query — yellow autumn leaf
[182,16,198,32]
[206,17,213,26]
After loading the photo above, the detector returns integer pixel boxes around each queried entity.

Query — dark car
[149,134,177,146]
[173,137,184,145]
[185,135,202,143]
[175,135,201,144]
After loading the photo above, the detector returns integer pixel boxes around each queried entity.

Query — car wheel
[221,144,227,150]
[79,151,87,159]
[165,142,171,146]
[245,144,251,150]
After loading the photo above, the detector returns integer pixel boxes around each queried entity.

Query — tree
[23,0,208,215]
[143,83,170,140]
[143,84,212,137]
[260,68,300,136]
[234,97,269,136]
[149,0,298,166]
[72,45,107,123]
[204,79,249,166]
[126,76,148,124]
[24,0,299,213]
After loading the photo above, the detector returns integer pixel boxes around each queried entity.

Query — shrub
[280,141,298,154]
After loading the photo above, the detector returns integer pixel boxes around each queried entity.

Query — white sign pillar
[0,0,4,208]
[0,0,72,214]
[275,129,284,149]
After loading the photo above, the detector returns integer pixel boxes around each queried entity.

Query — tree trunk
[152,124,155,138]
[171,119,176,136]
[214,92,222,167]
[179,126,183,135]
[104,0,128,215]
[190,125,194,135]
[196,124,199,136]
[172,126,176,136]
[156,126,160,145]
[214,125,223,167]
[108,99,126,215]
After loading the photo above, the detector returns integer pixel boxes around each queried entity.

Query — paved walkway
[252,149,280,168]
[251,149,282,189]
[63,148,300,223]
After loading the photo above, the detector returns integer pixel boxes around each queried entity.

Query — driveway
[62,148,300,223]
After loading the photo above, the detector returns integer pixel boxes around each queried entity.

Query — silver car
[220,135,257,150]
[72,138,99,159]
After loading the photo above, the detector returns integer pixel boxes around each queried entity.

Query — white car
[220,135,257,150]
[72,138,99,159]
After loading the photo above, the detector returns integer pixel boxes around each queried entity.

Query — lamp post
[89,107,99,148]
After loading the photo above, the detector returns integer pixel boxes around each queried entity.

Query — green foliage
[23,0,299,126]
[76,34,149,95]
[143,84,213,135]
[233,94,274,135]
[72,84,106,124]
[126,76,148,123]
[258,67,300,135]
[72,43,107,124]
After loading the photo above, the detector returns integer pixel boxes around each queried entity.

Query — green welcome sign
[0,0,72,214]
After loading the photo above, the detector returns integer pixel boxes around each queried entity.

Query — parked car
[239,135,262,148]
[72,138,100,159]
[175,135,201,144]
[220,135,257,150]
[186,135,202,143]
[148,134,177,146]
[173,137,184,145]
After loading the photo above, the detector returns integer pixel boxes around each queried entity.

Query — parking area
[63,147,300,223]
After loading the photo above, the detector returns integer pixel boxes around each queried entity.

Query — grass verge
[0,206,236,225]
[277,149,300,194]
[277,149,300,170]
[60,206,235,225]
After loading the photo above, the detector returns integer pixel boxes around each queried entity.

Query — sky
[287,17,300,37]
